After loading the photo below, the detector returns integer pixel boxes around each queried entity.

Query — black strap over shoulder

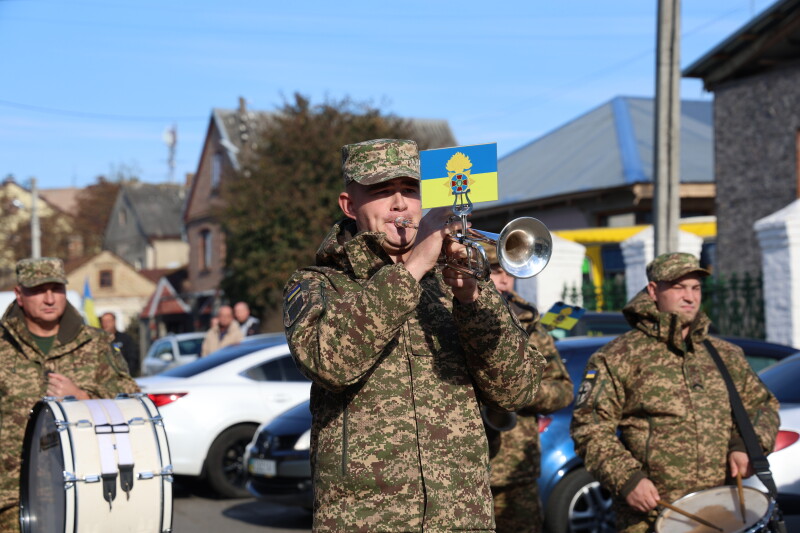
[702,339,778,497]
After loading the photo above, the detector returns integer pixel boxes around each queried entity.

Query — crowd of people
[0,137,783,533]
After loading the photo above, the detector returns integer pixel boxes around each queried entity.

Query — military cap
[16,257,68,288]
[484,243,499,266]
[646,252,710,283]
[341,139,421,187]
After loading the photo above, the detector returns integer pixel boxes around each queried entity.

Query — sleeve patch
[284,281,310,328]
[575,379,594,407]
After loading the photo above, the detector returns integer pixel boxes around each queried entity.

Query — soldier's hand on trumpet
[400,207,479,304]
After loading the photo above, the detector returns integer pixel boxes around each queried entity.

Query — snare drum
[19,394,173,533]
[655,485,776,533]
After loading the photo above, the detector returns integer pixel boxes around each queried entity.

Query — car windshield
[161,335,288,378]
[758,355,800,404]
[177,337,204,356]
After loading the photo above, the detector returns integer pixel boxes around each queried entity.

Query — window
[99,270,113,288]
[200,229,212,271]
[243,356,309,382]
[211,152,223,192]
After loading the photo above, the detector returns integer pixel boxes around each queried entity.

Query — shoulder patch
[575,379,594,407]
[284,281,310,328]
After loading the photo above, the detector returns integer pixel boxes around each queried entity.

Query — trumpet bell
[498,217,552,279]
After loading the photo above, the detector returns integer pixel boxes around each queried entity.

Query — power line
[0,98,206,122]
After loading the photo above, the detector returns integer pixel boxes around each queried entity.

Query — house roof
[38,187,81,217]
[121,182,186,239]
[140,276,191,318]
[476,96,713,211]
[683,0,800,89]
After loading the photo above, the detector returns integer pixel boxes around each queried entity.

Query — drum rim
[19,399,72,533]
[654,485,774,529]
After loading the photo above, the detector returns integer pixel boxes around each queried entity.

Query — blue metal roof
[482,96,713,209]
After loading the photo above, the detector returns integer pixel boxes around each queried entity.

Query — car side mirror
[158,352,174,362]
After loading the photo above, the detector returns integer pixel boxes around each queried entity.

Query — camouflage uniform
[284,139,544,532]
[570,254,779,533]
[0,258,140,532]
[488,291,574,533]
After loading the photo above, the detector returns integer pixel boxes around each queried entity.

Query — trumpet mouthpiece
[394,217,418,229]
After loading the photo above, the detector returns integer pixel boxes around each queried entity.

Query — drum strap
[99,399,136,499]
[85,400,119,507]
[704,340,788,533]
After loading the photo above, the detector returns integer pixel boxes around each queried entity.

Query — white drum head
[655,486,771,533]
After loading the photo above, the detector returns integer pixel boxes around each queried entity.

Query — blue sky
[0,0,778,190]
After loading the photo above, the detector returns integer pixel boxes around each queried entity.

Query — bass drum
[20,395,173,533]
[655,485,776,533]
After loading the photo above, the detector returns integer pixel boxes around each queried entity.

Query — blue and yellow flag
[540,302,586,332]
[419,143,499,208]
[82,277,99,327]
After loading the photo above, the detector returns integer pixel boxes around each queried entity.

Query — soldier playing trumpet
[283,138,544,532]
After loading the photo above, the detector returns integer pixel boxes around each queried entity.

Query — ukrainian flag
[82,277,99,327]
[420,143,499,208]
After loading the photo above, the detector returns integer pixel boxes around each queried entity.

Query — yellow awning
[555,221,716,244]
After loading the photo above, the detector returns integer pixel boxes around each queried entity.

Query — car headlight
[294,429,311,451]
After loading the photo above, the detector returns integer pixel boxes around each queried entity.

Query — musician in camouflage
[284,139,544,532]
[0,258,140,532]
[484,248,574,533]
[570,252,779,533]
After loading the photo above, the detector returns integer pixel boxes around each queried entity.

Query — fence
[562,272,765,339]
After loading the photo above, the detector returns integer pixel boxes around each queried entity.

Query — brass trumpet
[395,216,552,281]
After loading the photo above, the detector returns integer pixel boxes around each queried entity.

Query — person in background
[0,257,139,532]
[201,304,243,356]
[100,311,140,377]
[570,252,780,532]
[484,245,574,533]
[234,301,260,336]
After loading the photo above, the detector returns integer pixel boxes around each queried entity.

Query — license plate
[248,458,277,477]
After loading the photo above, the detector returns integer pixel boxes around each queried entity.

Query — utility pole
[653,0,681,255]
[30,177,41,258]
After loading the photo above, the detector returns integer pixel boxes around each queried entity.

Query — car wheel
[205,424,258,498]
[544,467,615,533]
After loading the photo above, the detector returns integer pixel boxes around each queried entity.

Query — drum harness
[703,340,788,533]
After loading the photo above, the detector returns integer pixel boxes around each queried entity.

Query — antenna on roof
[163,124,177,182]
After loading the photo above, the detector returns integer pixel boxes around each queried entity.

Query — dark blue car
[244,333,797,533]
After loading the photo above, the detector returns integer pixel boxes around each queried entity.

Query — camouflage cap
[16,257,68,288]
[646,252,710,283]
[484,243,500,266]
[341,139,421,187]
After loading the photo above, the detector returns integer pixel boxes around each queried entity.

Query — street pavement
[172,479,311,532]
[171,478,800,532]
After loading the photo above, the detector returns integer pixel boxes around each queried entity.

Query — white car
[744,352,800,514]
[136,334,310,497]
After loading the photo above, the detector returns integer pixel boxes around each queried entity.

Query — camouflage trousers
[491,482,541,533]
[0,504,20,533]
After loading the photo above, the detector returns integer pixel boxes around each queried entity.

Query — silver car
[142,332,205,376]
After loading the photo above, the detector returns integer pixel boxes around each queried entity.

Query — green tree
[219,93,439,327]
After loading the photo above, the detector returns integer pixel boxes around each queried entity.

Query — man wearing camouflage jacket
[0,258,140,532]
[570,252,779,533]
[284,139,544,532]
[485,252,574,533]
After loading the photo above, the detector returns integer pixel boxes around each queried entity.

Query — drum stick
[736,471,746,523]
[657,500,723,532]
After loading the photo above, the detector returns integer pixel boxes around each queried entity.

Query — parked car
[136,334,310,498]
[244,333,798,530]
[744,352,800,513]
[245,400,313,509]
[141,332,205,376]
